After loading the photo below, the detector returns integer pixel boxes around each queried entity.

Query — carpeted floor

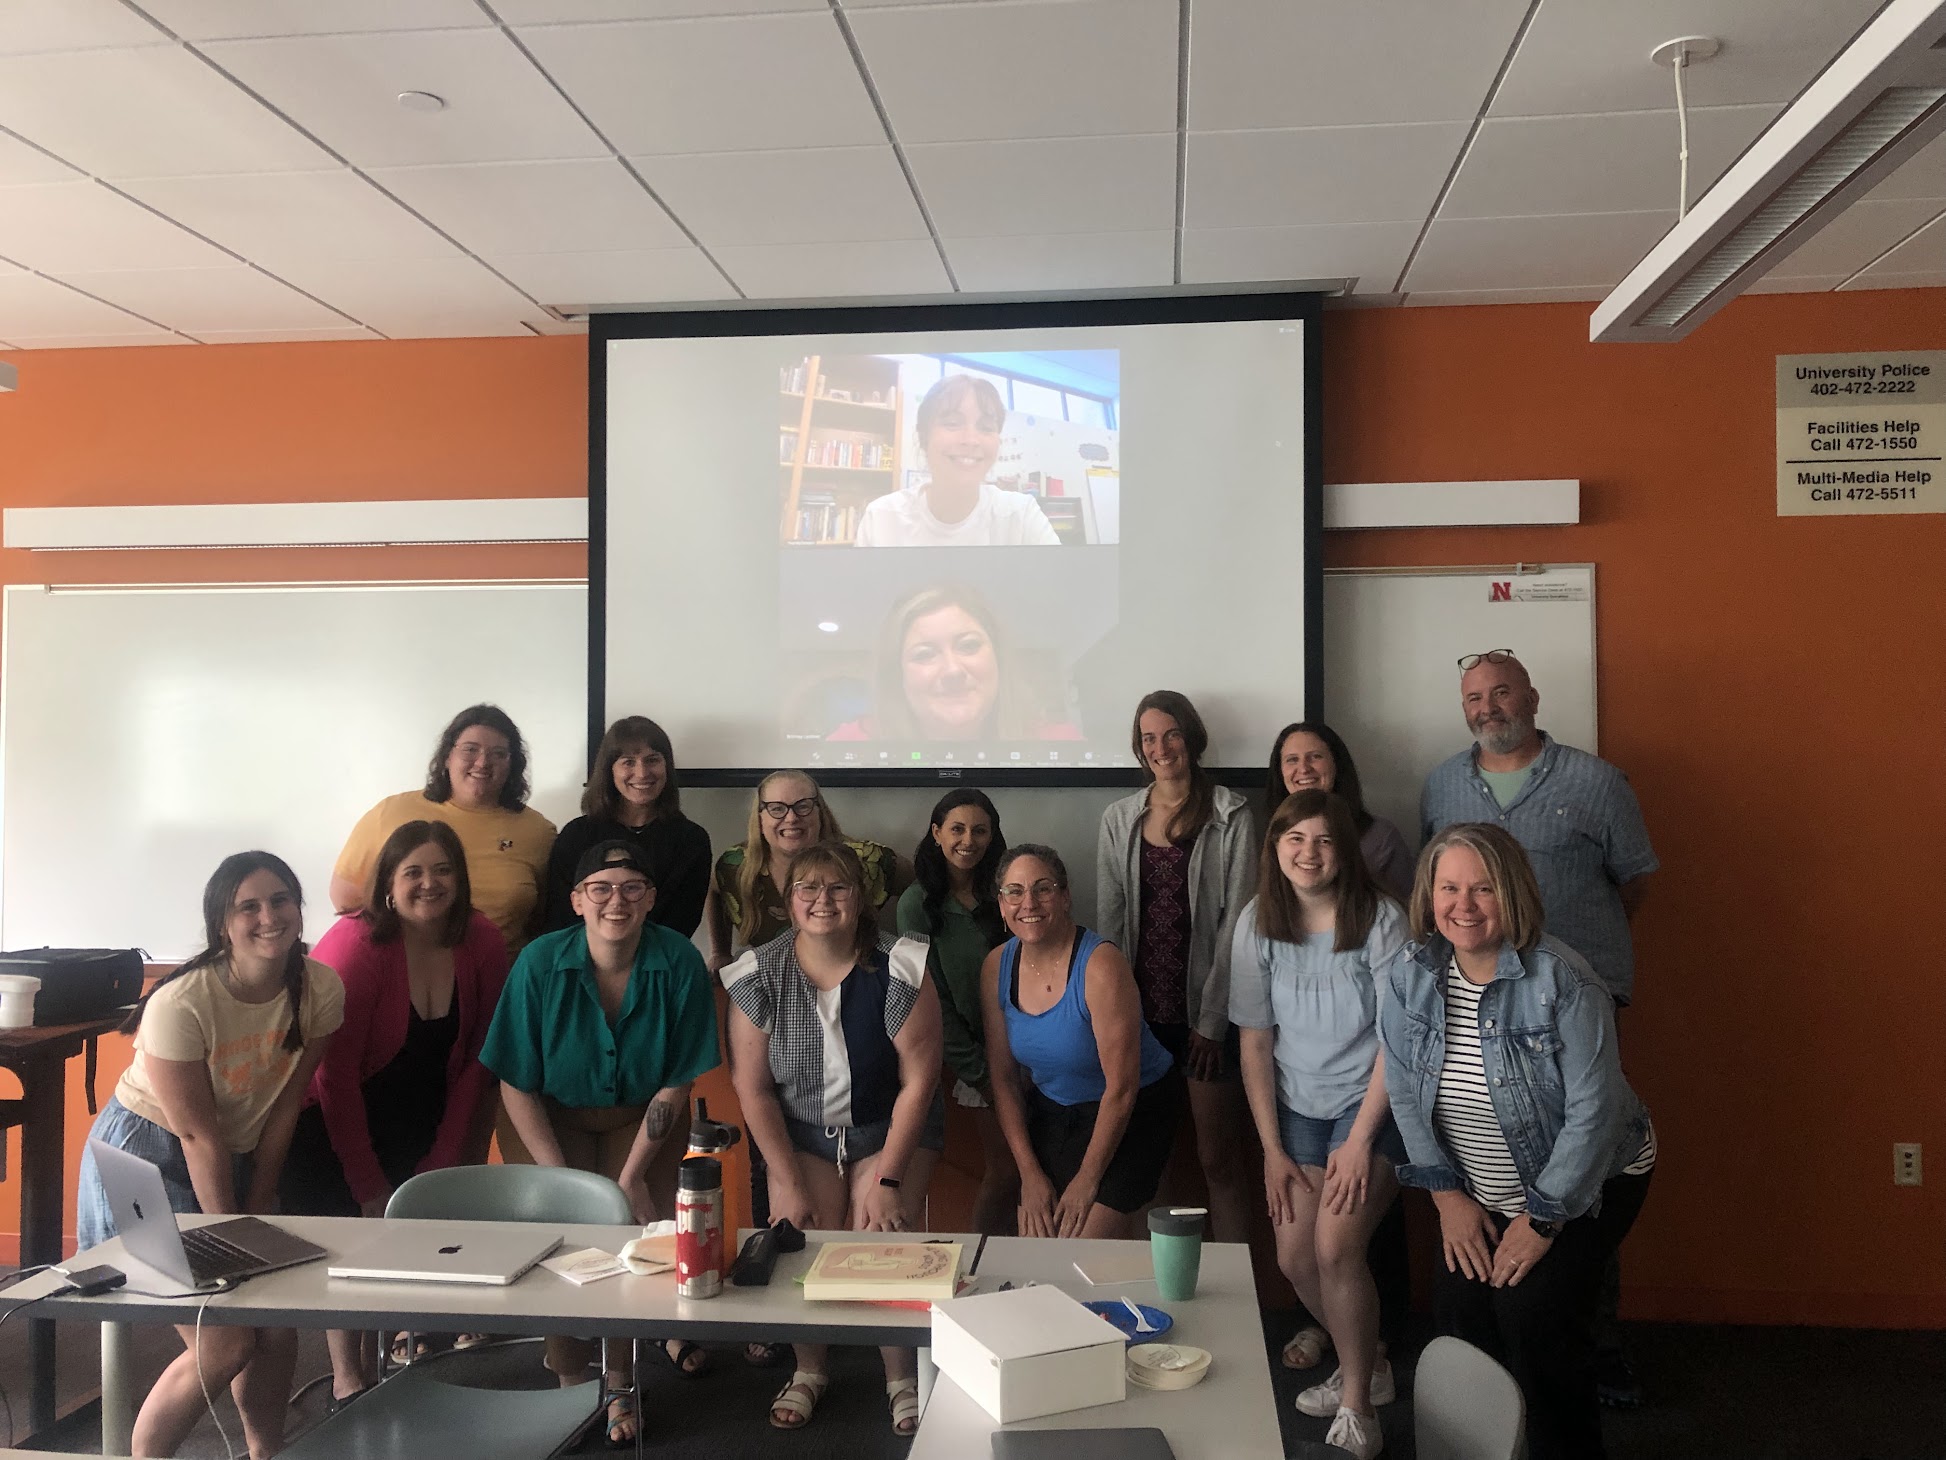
[7,1310,1946,1458]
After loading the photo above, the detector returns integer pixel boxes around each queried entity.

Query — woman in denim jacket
[1377,823,1655,1460]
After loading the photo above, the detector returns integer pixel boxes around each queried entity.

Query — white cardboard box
[930,1285,1127,1423]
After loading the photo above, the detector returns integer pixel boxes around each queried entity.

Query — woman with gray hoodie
[1095,689,1257,1242]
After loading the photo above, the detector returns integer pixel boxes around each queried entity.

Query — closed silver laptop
[327,1224,562,1286]
[88,1138,326,1291]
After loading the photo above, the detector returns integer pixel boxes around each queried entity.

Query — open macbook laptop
[88,1138,327,1291]
[327,1225,562,1286]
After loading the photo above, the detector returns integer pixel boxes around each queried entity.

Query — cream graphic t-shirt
[116,957,345,1154]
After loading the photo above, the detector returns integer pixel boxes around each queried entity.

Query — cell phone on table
[60,1264,127,1295]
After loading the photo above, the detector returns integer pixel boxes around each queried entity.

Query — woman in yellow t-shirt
[77,851,345,1460]
[331,704,557,955]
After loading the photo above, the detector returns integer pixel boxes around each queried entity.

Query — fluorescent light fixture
[1593,0,1946,343]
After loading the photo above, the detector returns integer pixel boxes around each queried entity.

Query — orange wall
[2,295,1942,1324]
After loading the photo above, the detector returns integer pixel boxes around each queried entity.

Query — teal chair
[281,1164,636,1460]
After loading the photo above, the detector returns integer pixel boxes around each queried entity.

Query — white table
[909,1238,1284,1460]
[2,1217,947,1456]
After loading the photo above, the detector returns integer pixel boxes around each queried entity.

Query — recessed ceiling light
[817,621,840,633]
[397,90,447,113]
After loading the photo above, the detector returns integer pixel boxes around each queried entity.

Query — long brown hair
[363,820,473,948]
[124,852,310,1052]
[582,715,683,822]
[1254,791,1383,951]
[735,771,845,945]
[1131,689,1214,844]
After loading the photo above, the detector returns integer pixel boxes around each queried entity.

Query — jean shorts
[1276,1101,1408,1170]
[783,1087,948,1172]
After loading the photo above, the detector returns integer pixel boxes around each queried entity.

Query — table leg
[101,1319,134,1459]
[19,1055,67,1434]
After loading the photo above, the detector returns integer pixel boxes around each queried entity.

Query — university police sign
[1777,350,1944,516]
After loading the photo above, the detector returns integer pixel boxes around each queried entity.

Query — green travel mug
[1148,1206,1206,1301]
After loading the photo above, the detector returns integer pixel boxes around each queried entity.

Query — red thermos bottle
[676,1100,738,1299]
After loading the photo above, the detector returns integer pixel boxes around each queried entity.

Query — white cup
[0,974,41,1029]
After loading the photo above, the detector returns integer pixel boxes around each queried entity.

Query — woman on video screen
[853,375,1060,548]
[828,584,1080,743]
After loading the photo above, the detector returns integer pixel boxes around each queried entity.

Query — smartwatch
[878,1175,902,1190]
[1527,1218,1561,1240]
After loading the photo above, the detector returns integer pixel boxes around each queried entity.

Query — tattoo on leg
[645,1098,679,1142]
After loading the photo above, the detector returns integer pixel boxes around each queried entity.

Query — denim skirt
[76,1097,252,1251]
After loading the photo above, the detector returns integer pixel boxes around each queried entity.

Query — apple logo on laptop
[438,1245,462,1255]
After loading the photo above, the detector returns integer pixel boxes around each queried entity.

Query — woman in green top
[705,770,899,970]
[897,789,1019,1233]
[480,839,721,1446]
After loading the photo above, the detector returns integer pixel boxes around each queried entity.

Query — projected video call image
[779,349,1121,548]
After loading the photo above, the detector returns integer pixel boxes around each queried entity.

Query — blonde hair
[1407,822,1545,954]
[734,770,845,945]
[783,841,878,960]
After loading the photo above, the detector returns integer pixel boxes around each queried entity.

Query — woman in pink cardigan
[280,818,510,1405]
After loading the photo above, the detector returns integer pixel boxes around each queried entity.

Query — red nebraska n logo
[1489,581,1513,602]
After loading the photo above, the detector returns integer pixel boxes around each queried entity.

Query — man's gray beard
[1476,714,1535,756]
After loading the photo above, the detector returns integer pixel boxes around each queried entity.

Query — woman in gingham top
[721,840,943,1438]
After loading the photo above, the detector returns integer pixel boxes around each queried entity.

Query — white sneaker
[1294,1357,1396,1417]
[1325,1406,1384,1460]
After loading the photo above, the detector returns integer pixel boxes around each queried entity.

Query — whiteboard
[1322,565,1597,850]
[1,583,588,960]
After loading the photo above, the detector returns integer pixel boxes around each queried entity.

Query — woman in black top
[543,716,712,937]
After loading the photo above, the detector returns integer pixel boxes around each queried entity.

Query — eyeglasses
[454,741,512,764]
[997,880,1061,905]
[1456,649,1517,672]
[760,797,819,822]
[578,879,651,904]
[791,880,856,904]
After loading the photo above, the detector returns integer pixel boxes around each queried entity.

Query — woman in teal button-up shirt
[481,838,721,1445]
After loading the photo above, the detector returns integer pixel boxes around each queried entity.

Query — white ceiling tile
[1764,199,1945,279]
[489,247,736,306]
[1839,271,1946,292]
[1492,1,1885,118]
[370,160,687,253]
[1180,221,1419,290]
[0,181,235,272]
[1191,0,1531,129]
[265,254,544,334]
[1403,286,1608,307]
[906,135,1176,238]
[1442,105,1778,220]
[196,326,383,342]
[0,0,164,54]
[50,265,352,332]
[137,1,489,39]
[1865,132,1946,203]
[203,29,606,167]
[118,171,458,264]
[1405,210,1676,292]
[518,14,883,155]
[4,332,193,348]
[944,230,1175,292]
[498,1,823,17]
[1186,123,1469,229]
[0,46,333,179]
[1742,274,1843,295]
[852,0,1178,143]
[0,271,167,336]
[632,146,926,246]
[0,134,80,186]
[1847,212,1946,281]
[711,239,950,298]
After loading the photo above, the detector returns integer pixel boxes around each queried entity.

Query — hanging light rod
[1592,0,1946,344]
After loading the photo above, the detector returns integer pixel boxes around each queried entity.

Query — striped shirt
[1433,963,1528,1215]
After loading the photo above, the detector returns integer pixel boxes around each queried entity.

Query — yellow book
[802,1241,963,1303]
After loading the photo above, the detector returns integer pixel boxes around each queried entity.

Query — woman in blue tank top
[980,843,1183,1239]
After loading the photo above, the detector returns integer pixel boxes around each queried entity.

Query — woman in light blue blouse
[1231,791,1406,1460]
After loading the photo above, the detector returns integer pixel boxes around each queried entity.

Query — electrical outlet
[1894,1143,1922,1187]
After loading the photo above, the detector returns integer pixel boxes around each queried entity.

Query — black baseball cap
[571,839,654,887]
